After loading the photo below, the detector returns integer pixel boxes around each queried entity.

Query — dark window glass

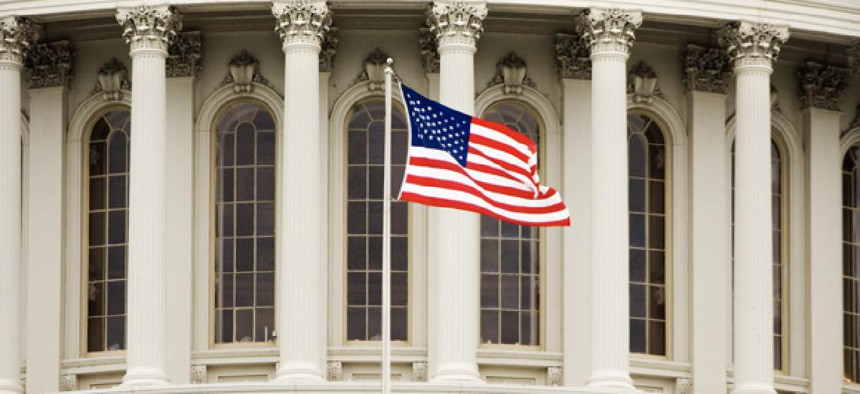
[844,146,860,382]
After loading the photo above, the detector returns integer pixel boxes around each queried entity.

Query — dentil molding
[0,16,38,64]
[272,0,332,47]
[167,31,203,78]
[682,44,731,94]
[798,61,850,111]
[26,40,73,89]
[718,21,789,69]
[577,8,642,56]
[426,1,488,48]
[116,5,182,53]
[555,33,591,80]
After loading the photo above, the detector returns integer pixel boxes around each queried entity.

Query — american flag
[397,84,570,227]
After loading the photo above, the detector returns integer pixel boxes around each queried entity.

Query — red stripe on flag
[471,117,537,151]
[408,156,536,199]
[403,173,568,214]
[399,191,571,227]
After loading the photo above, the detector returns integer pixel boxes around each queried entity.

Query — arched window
[844,146,860,382]
[86,109,130,353]
[213,100,277,344]
[731,136,786,370]
[628,113,668,356]
[345,99,410,342]
[479,101,542,346]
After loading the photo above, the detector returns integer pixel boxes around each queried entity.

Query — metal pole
[381,57,393,394]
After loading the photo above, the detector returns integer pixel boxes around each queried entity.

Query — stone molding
[190,365,207,384]
[94,57,130,101]
[427,1,488,48]
[116,5,182,53]
[355,47,390,91]
[327,361,343,381]
[223,50,269,93]
[26,40,73,89]
[167,31,203,78]
[412,362,428,382]
[718,21,789,69]
[488,51,535,95]
[577,8,642,56]
[419,26,439,74]
[272,0,332,48]
[555,33,591,80]
[798,61,850,111]
[60,374,77,391]
[546,366,562,386]
[674,377,692,394]
[319,26,338,72]
[683,44,731,94]
[0,16,38,64]
[628,60,661,104]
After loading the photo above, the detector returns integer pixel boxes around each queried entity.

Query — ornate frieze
[546,366,562,386]
[718,21,789,69]
[26,40,73,89]
[628,61,660,104]
[95,58,130,101]
[488,52,535,95]
[555,33,591,80]
[0,16,38,64]
[419,26,440,74]
[355,48,391,91]
[272,0,332,47]
[577,8,642,55]
[426,1,488,48]
[116,5,182,52]
[319,27,338,72]
[849,44,860,75]
[223,50,269,93]
[682,44,731,94]
[190,365,207,384]
[412,362,428,382]
[798,61,850,111]
[327,361,343,381]
[167,31,203,78]
[674,378,692,394]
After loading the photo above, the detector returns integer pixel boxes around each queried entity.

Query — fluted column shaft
[117,6,180,386]
[426,1,486,382]
[0,16,34,394]
[272,1,330,381]
[580,9,640,389]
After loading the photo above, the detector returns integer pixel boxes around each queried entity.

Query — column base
[274,362,326,382]
[429,363,483,384]
[732,383,777,394]
[0,379,23,394]
[121,368,170,387]
[586,369,635,390]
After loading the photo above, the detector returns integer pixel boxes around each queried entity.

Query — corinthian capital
[116,5,182,53]
[797,61,849,111]
[577,8,642,56]
[272,0,332,48]
[26,40,74,89]
[683,44,731,94]
[0,16,38,64]
[718,21,789,69]
[427,1,488,48]
[555,33,591,80]
[167,31,204,78]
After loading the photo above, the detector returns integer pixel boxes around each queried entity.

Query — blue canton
[401,84,472,167]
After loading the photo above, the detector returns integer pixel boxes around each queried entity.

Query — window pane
[90,177,106,210]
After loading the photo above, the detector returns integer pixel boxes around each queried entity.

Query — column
[426,1,487,382]
[684,44,731,394]
[24,40,72,394]
[0,16,36,394]
[799,61,849,394]
[556,32,593,387]
[271,1,331,381]
[116,6,181,386]
[578,8,640,389]
[719,21,789,394]
[164,31,202,385]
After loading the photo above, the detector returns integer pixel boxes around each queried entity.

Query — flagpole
[382,57,393,394]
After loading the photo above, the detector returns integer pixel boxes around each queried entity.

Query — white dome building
[0,1,858,393]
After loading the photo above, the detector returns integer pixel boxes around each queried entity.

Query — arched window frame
[194,83,284,352]
[626,95,689,362]
[840,125,860,384]
[474,84,563,355]
[725,111,805,375]
[65,91,132,359]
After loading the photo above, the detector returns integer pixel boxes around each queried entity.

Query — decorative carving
[272,0,332,47]
[849,44,860,75]
[319,27,338,72]
[798,61,850,111]
[628,61,660,104]
[0,16,38,64]
[674,378,692,394]
[223,50,268,93]
[60,374,77,391]
[355,48,391,91]
[555,33,591,80]
[577,8,642,55]
[191,364,207,384]
[419,26,440,74]
[427,1,488,48]
[546,366,562,386]
[116,5,182,52]
[167,31,203,78]
[327,361,343,381]
[683,44,731,94]
[488,52,535,95]
[412,362,428,382]
[718,21,789,69]
[26,40,73,89]
[95,58,130,101]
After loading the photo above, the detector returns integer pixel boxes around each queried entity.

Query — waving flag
[398,84,570,227]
